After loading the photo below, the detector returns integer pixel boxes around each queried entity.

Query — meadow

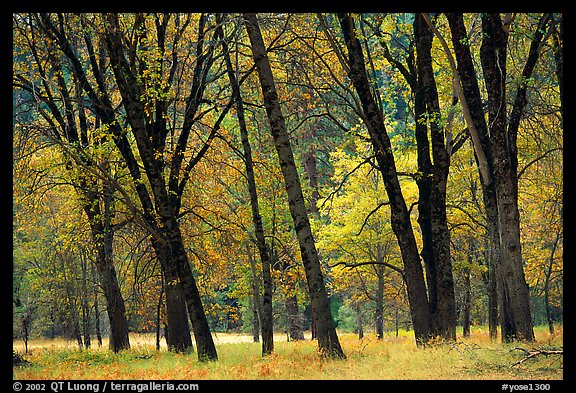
[13,326,563,380]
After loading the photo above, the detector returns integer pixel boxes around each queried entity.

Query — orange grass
[13,325,563,380]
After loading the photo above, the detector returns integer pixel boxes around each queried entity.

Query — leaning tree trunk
[244,12,346,359]
[446,12,501,341]
[338,13,433,345]
[218,20,275,355]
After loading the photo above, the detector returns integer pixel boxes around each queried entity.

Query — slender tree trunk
[375,264,385,340]
[247,244,264,344]
[218,22,274,355]
[81,254,92,349]
[544,272,555,335]
[545,229,561,335]
[244,13,345,359]
[462,239,473,338]
[304,149,320,215]
[156,279,164,351]
[249,295,260,343]
[91,264,103,347]
[354,301,364,340]
[339,13,432,345]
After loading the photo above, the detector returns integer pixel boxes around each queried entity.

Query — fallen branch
[510,348,563,367]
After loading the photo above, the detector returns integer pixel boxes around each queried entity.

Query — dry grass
[13,325,563,380]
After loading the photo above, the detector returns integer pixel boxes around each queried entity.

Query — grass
[13,325,563,380]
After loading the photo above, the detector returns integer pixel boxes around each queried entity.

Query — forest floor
[13,326,563,381]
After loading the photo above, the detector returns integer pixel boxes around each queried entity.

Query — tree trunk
[445,13,500,341]
[244,12,345,359]
[286,294,305,341]
[544,229,561,335]
[479,13,534,342]
[354,301,364,340]
[81,254,92,349]
[152,238,193,353]
[462,239,473,338]
[375,264,385,340]
[338,13,433,345]
[246,245,263,344]
[103,16,219,360]
[414,13,456,341]
[250,296,260,343]
[218,23,275,355]
[156,279,164,351]
[91,264,103,347]
[165,227,218,360]
[85,181,131,353]
[304,149,320,215]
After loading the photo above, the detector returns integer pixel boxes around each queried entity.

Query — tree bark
[81,253,92,349]
[354,301,364,340]
[338,13,433,345]
[445,13,500,341]
[153,239,193,353]
[414,13,456,341]
[286,294,305,341]
[479,13,534,342]
[375,264,385,339]
[218,18,274,355]
[83,182,131,353]
[244,12,346,359]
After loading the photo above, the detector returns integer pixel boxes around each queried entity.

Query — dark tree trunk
[152,239,193,353]
[338,13,433,345]
[247,244,264,345]
[27,15,132,353]
[414,13,456,341]
[165,227,218,360]
[218,21,274,355]
[84,181,131,353]
[485,201,501,341]
[445,13,500,341]
[310,302,317,340]
[156,279,164,351]
[304,149,320,215]
[462,239,473,338]
[91,264,103,347]
[375,264,385,340]
[103,15,218,360]
[81,255,92,349]
[244,12,345,359]
[250,296,260,343]
[286,294,305,341]
[479,13,534,342]
[462,266,471,338]
[354,301,364,340]
[544,230,561,335]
